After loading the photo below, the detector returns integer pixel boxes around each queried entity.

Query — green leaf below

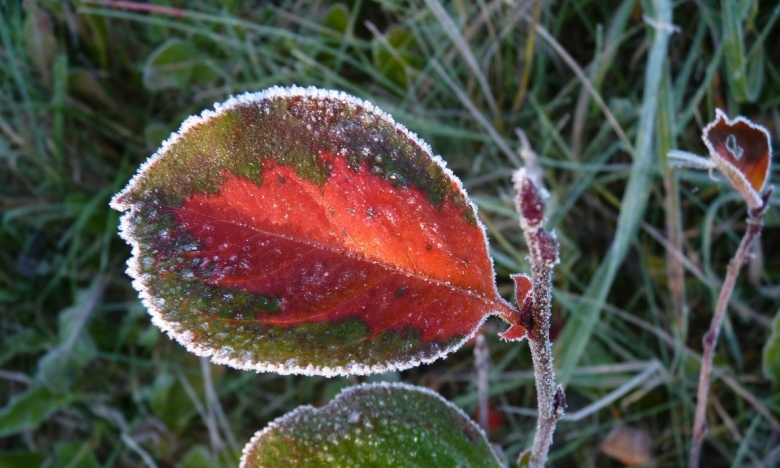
[241,382,505,468]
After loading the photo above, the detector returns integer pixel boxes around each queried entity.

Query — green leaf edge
[239,381,505,467]
[142,38,198,91]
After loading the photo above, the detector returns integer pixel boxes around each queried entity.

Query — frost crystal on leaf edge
[111,85,516,377]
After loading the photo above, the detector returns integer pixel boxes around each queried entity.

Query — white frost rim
[111,85,512,377]
[702,108,772,194]
[238,381,497,468]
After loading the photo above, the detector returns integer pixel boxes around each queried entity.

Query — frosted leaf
[240,382,505,467]
[701,109,772,210]
[111,86,525,377]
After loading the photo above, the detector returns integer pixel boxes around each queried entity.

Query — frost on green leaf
[240,382,505,468]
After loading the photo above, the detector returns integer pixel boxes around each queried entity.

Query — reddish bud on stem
[518,176,546,229]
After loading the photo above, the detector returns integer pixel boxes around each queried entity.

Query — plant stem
[513,168,565,468]
[689,194,770,468]
[474,333,489,433]
[526,262,563,468]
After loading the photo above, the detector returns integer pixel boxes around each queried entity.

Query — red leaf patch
[703,109,772,196]
[111,86,523,376]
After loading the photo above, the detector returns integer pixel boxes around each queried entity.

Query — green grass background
[1,0,779,466]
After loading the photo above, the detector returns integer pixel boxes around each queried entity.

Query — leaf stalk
[689,188,772,468]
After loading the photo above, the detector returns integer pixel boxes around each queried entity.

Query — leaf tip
[498,324,527,342]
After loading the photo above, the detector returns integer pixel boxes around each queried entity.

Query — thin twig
[474,333,490,433]
[689,191,771,468]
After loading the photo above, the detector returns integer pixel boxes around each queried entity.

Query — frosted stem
[525,264,564,468]
[689,190,771,468]
[513,168,565,468]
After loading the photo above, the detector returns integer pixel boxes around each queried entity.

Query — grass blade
[554,0,673,386]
